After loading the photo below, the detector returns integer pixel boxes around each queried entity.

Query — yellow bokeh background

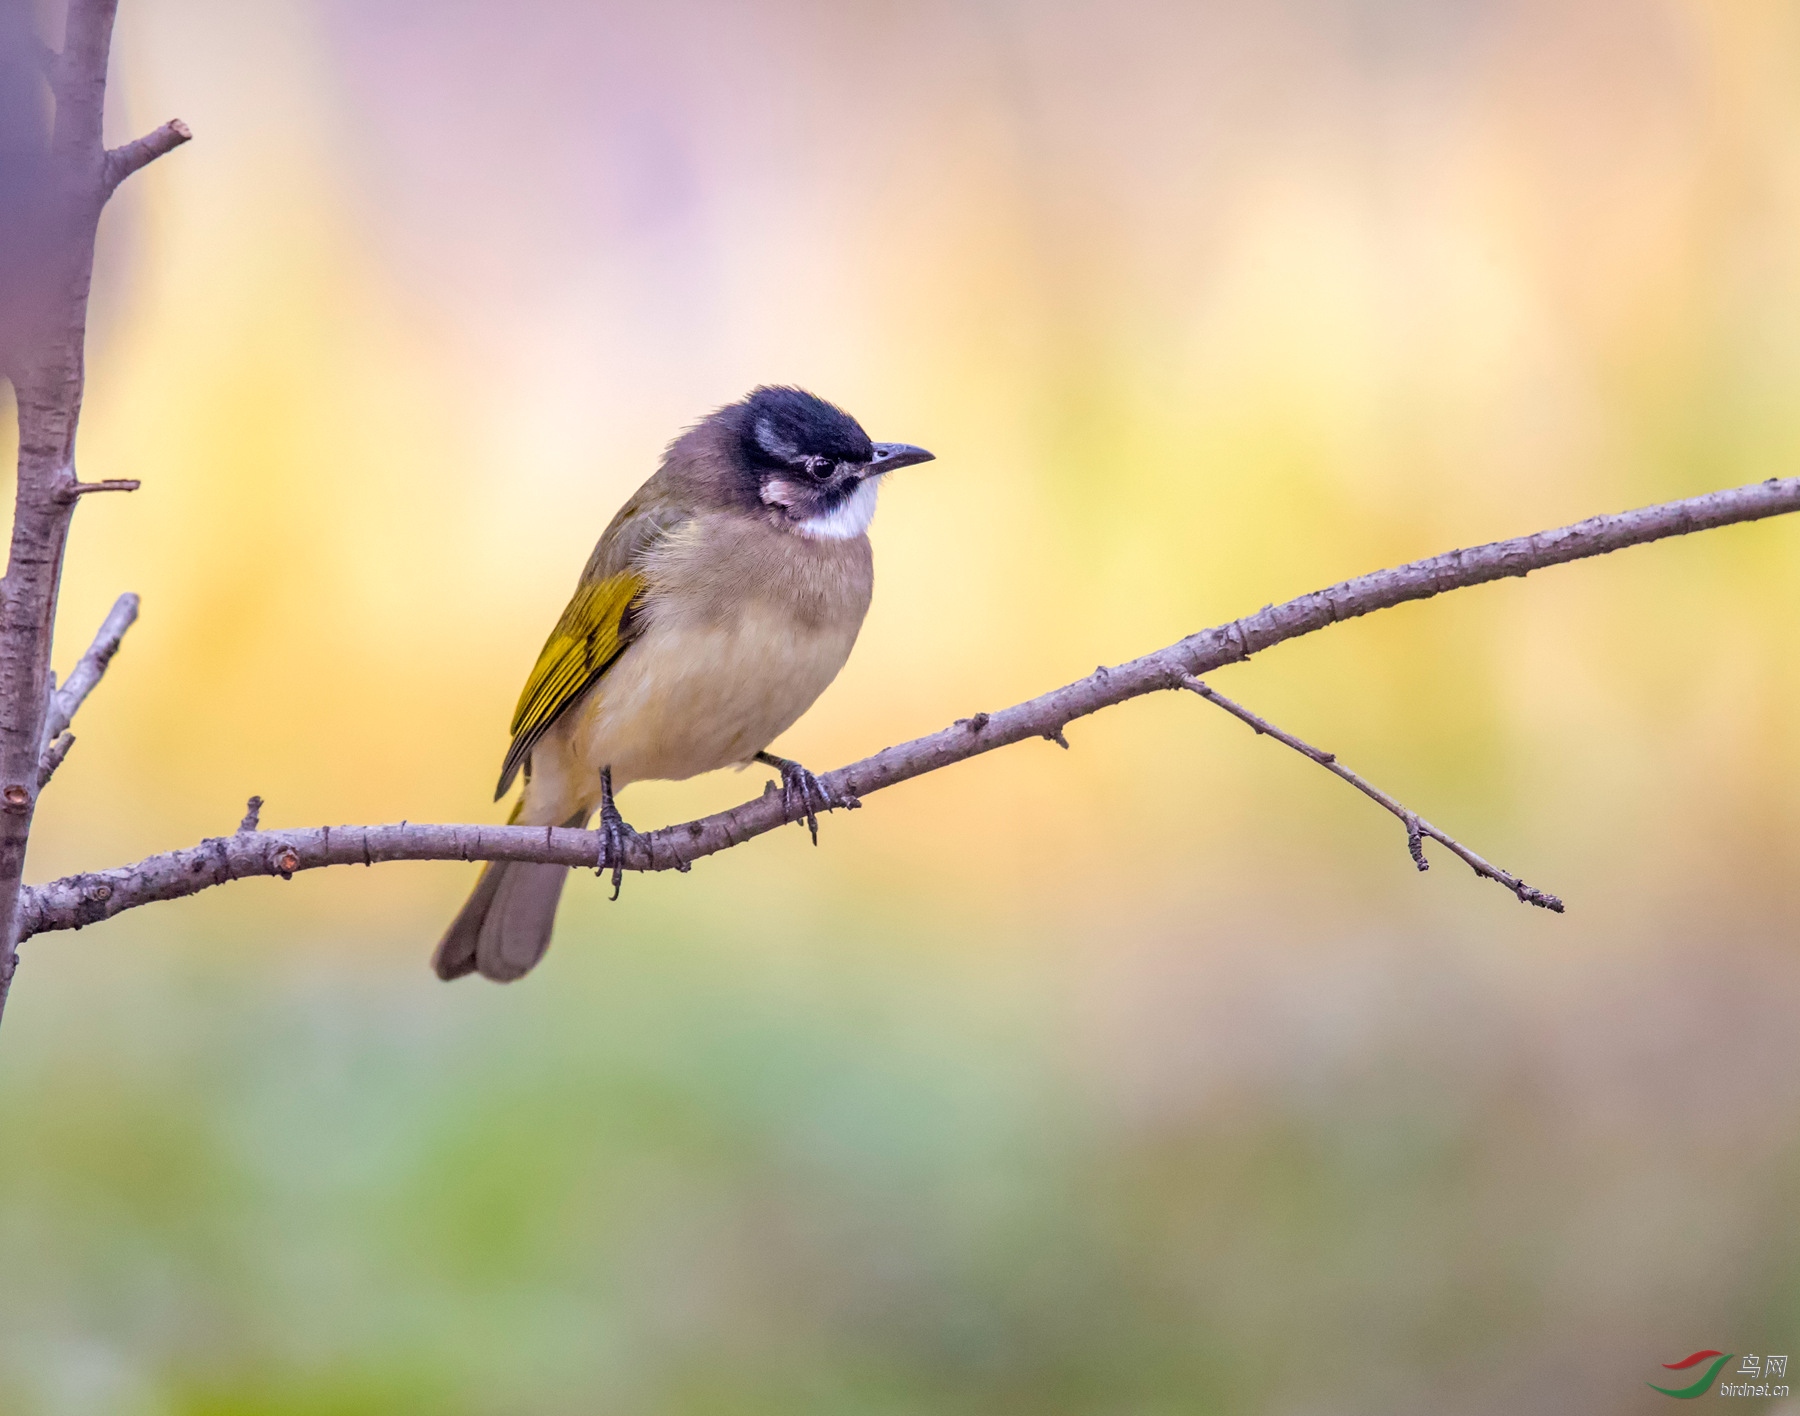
[3,1,1800,1411]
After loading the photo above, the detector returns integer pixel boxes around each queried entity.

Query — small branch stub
[102,119,192,193]
[238,796,263,833]
[58,479,141,502]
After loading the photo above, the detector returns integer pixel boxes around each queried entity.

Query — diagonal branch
[1181,676,1563,910]
[38,733,75,788]
[39,593,138,770]
[15,475,1800,942]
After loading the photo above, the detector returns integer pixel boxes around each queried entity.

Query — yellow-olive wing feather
[494,570,645,799]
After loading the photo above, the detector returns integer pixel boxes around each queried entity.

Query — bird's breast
[561,516,874,788]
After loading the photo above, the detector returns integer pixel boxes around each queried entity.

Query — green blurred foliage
[5,918,1800,1414]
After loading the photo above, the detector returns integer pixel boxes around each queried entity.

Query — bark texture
[0,0,188,1016]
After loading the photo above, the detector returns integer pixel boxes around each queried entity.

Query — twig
[16,475,1799,941]
[1181,677,1563,911]
[39,594,139,762]
[238,796,263,833]
[37,734,75,787]
[101,119,191,192]
[56,478,141,502]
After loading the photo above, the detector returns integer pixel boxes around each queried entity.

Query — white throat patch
[796,475,882,540]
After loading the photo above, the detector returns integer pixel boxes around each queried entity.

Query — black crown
[742,386,874,470]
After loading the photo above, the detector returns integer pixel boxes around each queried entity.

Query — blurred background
[3,0,1800,1411]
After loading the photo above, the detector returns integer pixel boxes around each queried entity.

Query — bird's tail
[433,811,586,983]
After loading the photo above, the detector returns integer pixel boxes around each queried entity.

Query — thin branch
[1181,677,1562,911]
[56,478,140,501]
[40,593,138,759]
[17,475,1800,941]
[102,119,191,192]
[38,733,75,787]
[238,796,263,833]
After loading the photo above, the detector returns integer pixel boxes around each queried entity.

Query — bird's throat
[796,476,882,540]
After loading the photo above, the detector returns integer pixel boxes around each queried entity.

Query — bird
[433,386,935,983]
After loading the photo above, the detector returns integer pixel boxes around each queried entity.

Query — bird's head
[732,386,933,539]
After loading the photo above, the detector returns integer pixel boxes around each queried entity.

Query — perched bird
[434,386,934,983]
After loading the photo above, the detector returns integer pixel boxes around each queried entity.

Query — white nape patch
[796,475,883,540]
[753,417,800,463]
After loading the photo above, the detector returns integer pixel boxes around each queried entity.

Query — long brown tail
[432,859,572,982]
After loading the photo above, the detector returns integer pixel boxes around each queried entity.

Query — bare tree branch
[38,733,75,788]
[102,119,191,192]
[56,477,140,501]
[40,592,138,761]
[17,475,1799,942]
[1180,677,1563,911]
[29,592,139,790]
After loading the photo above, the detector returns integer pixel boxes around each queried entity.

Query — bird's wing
[494,502,685,800]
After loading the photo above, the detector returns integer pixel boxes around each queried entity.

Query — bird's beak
[867,441,935,474]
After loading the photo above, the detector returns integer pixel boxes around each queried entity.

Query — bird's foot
[596,765,639,900]
[755,751,836,845]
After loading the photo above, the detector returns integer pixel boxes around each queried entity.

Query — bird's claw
[756,751,833,845]
[596,765,639,900]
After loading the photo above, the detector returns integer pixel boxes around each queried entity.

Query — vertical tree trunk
[0,0,118,1013]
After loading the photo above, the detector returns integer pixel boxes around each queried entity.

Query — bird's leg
[596,765,639,900]
[754,750,834,846]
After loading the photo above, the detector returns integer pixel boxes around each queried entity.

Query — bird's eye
[806,457,834,481]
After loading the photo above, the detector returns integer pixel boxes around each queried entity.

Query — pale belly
[536,601,861,809]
